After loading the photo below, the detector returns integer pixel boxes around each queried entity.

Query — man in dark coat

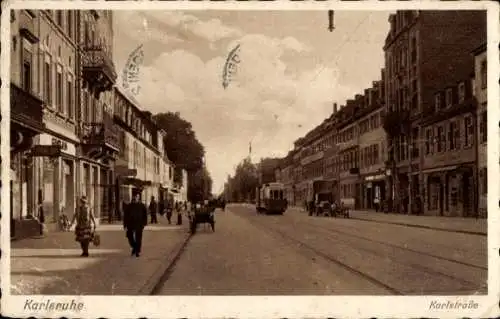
[124,191,148,257]
[149,196,158,224]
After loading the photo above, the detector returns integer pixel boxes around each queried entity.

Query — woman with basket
[70,196,97,257]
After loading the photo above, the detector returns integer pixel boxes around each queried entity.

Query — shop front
[423,164,476,217]
[362,172,386,211]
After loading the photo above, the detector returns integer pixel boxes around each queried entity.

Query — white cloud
[131,31,355,193]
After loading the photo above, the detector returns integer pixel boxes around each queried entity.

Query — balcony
[81,45,117,96]
[10,83,44,132]
[19,10,39,44]
[81,114,120,161]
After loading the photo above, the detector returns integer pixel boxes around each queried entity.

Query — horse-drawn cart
[190,205,215,234]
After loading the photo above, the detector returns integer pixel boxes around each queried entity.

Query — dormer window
[435,93,442,111]
[445,88,453,108]
[458,82,466,103]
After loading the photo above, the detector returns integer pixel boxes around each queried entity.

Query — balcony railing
[82,116,120,151]
[81,45,117,90]
[10,83,43,131]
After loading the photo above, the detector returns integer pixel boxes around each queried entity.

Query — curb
[349,217,487,236]
[138,231,193,295]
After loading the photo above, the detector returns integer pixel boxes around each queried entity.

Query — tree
[153,112,208,202]
[188,166,213,202]
[153,112,205,172]
[230,158,259,202]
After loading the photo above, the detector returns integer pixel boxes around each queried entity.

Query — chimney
[333,102,338,113]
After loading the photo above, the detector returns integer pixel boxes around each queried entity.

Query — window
[480,59,487,89]
[56,10,62,26]
[435,93,442,111]
[44,59,52,106]
[83,90,89,122]
[425,128,433,155]
[67,76,73,119]
[56,68,63,113]
[448,121,456,150]
[22,61,31,92]
[480,110,487,143]
[67,11,73,39]
[436,126,444,152]
[445,88,453,107]
[458,82,465,103]
[464,115,474,147]
[374,144,379,164]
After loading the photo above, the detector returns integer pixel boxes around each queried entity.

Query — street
[157,204,487,295]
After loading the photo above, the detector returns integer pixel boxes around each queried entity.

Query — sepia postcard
[1,0,499,318]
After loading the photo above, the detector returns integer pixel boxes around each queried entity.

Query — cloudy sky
[113,10,392,194]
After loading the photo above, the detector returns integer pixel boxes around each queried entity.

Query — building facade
[113,87,161,213]
[383,10,486,214]
[9,10,47,238]
[419,78,477,217]
[357,79,387,210]
[473,43,487,217]
[78,9,119,224]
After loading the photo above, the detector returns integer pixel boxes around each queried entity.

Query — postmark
[222,43,241,89]
[122,43,145,96]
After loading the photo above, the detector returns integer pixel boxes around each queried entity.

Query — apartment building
[78,10,119,223]
[473,43,487,217]
[9,10,48,238]
[357,78,387,210]
[419,77,477,217]
[383,10,486,214]
[113,88,162,212]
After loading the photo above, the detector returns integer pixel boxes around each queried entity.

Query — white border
[1,1,499,318]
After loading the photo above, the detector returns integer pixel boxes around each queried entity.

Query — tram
[256,182,288,215]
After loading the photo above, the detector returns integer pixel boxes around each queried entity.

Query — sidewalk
[10,216,190,295]
[286,206,487,236]
[349,210,487,236]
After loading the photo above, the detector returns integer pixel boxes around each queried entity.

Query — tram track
[242,213,404,295]
[290,220,485,290]
[299,218,487,270]
[239,209,486,295]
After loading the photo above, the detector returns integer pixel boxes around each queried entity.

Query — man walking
[149,196,158,224]
[124,191,148,257]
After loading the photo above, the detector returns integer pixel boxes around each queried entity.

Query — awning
[122,177,152,187]
[422,165,458,174]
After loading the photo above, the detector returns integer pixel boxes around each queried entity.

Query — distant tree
[231,158,259,201]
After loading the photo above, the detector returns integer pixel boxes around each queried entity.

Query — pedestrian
[70,196,96,257]
[149,196,158,224]
[176,201,183,225]
[159,200,165,217]
[124,191,148,257]
[166,200,173,224]
[374,196,380,212]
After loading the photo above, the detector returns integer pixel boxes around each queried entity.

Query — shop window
[429,182,439,210]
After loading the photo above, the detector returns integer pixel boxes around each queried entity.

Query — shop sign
[51,138,68,151]
[30,145,62,157]
[365,173,385,182]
